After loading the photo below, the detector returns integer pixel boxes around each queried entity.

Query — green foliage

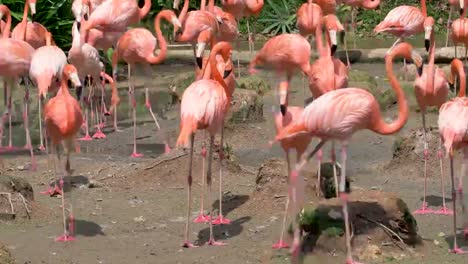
[298,208,345,237]
[257,0,298,35]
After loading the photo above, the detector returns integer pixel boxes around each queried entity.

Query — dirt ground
[0,59,467,264]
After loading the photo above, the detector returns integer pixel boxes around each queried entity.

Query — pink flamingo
[297,1,322,38]
[111,10,180,157]
[11,0,49,49]
[68,21,105,141]
[438,58,468,253]
[43,64,83,242]
[29,31,67,153]
[413,16,451,215]
[451,1,468,61]
[272,106,312,249]
[249,34,311,115]
[446,0,467,47]
[275,42,421,263]
[0,4,36,170]
[100,71,120,132]
[177,41,234,248]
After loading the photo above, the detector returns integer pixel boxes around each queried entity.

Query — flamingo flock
[0,0,467,263]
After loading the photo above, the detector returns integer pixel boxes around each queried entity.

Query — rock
[335,50,362,64]
[87,180,102,189]
[0,175,34,201]
[0,243,15,264]
[0,175,34,220]
[236,75,271,95]
[227,89,263,123]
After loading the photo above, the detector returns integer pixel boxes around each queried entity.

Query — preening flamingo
[176,41,234,248]
[29,31,67,153]
[438,58,468,254]
[43,64,83,242]
[0,4,36,170]
[413,16,451,215]
[275,42,422,264]
[249,34,311,115]
[111,10,181,157]
[11,0,48,49]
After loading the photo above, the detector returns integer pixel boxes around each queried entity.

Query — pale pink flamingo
[111,10,180,157]
[446,0,467,47]
[173,0,220,69]
[79,0,151,43]
[249,33,311,115]
[272,106,312,249]
[29,31,67,154]
[438,58,468,253]
[413,17,451,215]
[0,4,36,170]
[11,0,49,49]
[177,41,233,247]
[69,21,105,141]
[451,1,468,61]
[43,64,83,242]
[275,42,421,263]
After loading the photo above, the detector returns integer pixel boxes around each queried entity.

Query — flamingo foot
[94,123,105,129]
[413,203,434,215]
[26,162,37,171]
[182,241,198,248]
[40,185,63,196]
[114,128,124,133]
[346,259,364,264]
[24,144,32,150]
[38,145,45,151]
[450,247,468,254]
[55,234,75,242]
[104,111,111,116]
[212,215,231,225]
[92,131,106,139]
[464,229,468,239]
[193,213,211,223]
[248,68,259,75]
[434,207,454,215]
[272,240,289,249]
[131,152,143,158]
[206,239,227,246]
[77,135,93,141]
[164,144,171,154]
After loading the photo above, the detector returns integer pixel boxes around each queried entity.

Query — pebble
[438,232,446,237]
[134,216,146,223]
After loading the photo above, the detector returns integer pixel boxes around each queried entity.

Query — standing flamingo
[272,106,312,249]
[11,0,48,49]
[413,16,451,215]
[446,0,467,47]
[249,34,311,115]
[451,1,468,61]
[111,10,181,157]
[297,1,322,38]
[29,31,67,153]
[438,58,468,254]
[177,41,233,248]
[43,64,83,242]
[275,42,421,263]
[0,4,36,169]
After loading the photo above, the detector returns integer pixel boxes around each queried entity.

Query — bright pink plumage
[374,6,425,38]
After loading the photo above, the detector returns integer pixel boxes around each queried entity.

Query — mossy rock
[236,75,271,95]
[228,89,264,123]
[0,243,15,264]
[0,175,34,220]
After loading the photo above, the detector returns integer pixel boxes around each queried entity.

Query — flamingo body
[11,22,48,49]
[374,6,424,38]
[29,45,67,97]
[0,38,34,78]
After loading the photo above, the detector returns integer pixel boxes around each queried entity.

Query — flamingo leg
[446,6,453,48]
[7,82,12,149]
[23,81,36,170]
[414,112,434,214]
[449,154,467,253]
[213,126,231,225]
[78,81,92,141]
[272,150,291,249]
[331,140,339,198]
[182,133,197,248]
[113,105,122,132]
[92,99,106,139]
[144,87,161,130]
[129,64,142,158]
[435,137,453,215]
[458,149,468,235]
[316,148,323,197]
[194,131,210,223]
[351,8,357,49]
[246,20,253,57]
[38,96,45,151]
[206,135,226,246]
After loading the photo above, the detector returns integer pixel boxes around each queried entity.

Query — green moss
[170,72,196,92]
[236,75,271,95]
[297,208,345,237]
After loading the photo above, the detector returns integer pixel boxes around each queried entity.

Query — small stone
[16,165,25,171]
[96,198,103,202]
[88,180,102,188]
[360,245,381,260]
[438,232,446,237]
[433,240,440,246]
[134,216,146,223]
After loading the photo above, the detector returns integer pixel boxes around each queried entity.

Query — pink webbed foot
[41,185,63,196]
[182,241,198,248]
[434,206,453,215]
[92,131,106,139]
[193,213,211,223]
[78,134,93,141]
[248,67,259,75]
[413,203,434,215]
[272,240,289,249]
[26,162,37,171]
[23,144,32,150]
[206,239,227,246]
[164,144,171,154]
[346,259,364,264]
[55,234,75,242]
[38,145,46,151]
[94,123,105,129]
[131,152,144,158]
[212,215,231,225]
[450,247,468,254]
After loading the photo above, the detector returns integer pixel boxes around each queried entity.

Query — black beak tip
[76,21,81,31]
[424,39,430,52]
[331,45,337,56]
[280,105,287,116]
[76,86,83,99]
[223,69,232,79]
[31,13,35,22]
[339,31,345,45]
[196,57,203,69]
[417,65,424,76]
[460,8,464,15]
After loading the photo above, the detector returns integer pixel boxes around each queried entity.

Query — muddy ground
[0,57,467,264]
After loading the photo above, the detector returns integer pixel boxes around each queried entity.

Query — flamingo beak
[460,0,465,14]
[278,82,288,116]
[329,30,337,56]
[0,12,3,21]
[69,72,82,88]
[29,3,36,21]
[76,21,81,31]
[171,16,182,28]
[195,42,206,69]
[424,27,432,52]
[173,0,181,10]
[223,69,232,78]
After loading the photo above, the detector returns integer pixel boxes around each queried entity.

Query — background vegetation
[0,0,454,51]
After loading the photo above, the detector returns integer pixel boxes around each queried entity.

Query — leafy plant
[258,0,298,35]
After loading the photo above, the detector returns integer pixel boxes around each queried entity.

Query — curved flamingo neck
[138,0,152,19]
[209,47,229,97]
[421,0,427,17]
[372,50,409,135]
[179,0,190,24]
[147,12,171,64]
[45,32,52,46]
[1,9,12,39]
[59,77,71,96]
[101,71,119,102]
[452,60,466,97]
[315,22,327,57]
[426,29,436,94]
[22,0,29,23]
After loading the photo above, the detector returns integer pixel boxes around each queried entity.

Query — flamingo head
[63,64,82,89]
[390,42,424,76]
[423,16,435,52]
[0,5,10,21]
[461,0,465,15]
[360,0,380,10]
[323,14,344,56]
[29,0,37,19]
[173,0,181,10]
